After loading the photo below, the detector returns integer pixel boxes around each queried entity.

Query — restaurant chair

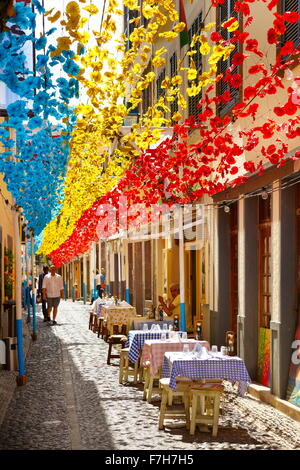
[143,365,162,403]
[89,312,94,330]
[92,315,99,333]
[107,324,128,365]
[189,383,224,437]
[119,348,141,384]
[158,378,192,431]
[102,321,108,341]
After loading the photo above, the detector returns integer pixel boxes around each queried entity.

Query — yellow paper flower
[83,4,99,15]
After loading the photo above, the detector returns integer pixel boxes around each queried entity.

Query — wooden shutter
[170,52,179,120]
[188,13,202,118]
[282,0,300,47]
[217,0,241,117]
[156,69,166,100]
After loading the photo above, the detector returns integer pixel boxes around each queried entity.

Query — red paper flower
[244,86,257,100]
[226,155,236,165]
[280,40,294,56]
[231,30,250,43]
[210,31,223,42]
[273,18,286,35]
[244,161,256,173]
[284,101,298,115]
[248,64,267,75]
[232,52,247,66]
[283,11,300,24]
[245,39,264,57]
[268,154,280,165]
[267,28,277,44]
[229,73,242,87]
[267,0,279,10]
[234,1,251,16]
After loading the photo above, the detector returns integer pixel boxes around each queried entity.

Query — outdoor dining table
[126,330,184,364]
[101,301,136,335]
[162,351,251,396]
[142,339,210,376]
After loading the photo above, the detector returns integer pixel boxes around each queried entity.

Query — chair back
[120,324,127,335]
[113,324,119,334]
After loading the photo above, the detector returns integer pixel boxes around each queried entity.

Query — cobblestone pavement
[0,300,300,450]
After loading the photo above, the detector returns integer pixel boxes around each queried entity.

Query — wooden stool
[158,378,192,430]
[119,348,141,384]
[97,317,105,338]
[189,383,224,437]
[143,366,162,403]
[107,325,127,365]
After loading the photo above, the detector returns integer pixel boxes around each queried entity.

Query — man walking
[38,265,49,322]
[42,265,64,325]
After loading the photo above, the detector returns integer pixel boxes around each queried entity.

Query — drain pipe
[25,229,31,323]
[31,230,37,341]
[14,205,26,385]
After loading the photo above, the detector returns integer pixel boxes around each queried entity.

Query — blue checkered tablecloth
[162,352,251,396]
[126,331,183,363]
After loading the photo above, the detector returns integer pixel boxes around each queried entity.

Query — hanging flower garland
[0,0,80,235]
[38,0,236,255]
[47,0,300,265]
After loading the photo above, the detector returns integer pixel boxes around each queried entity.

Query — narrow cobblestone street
[0,301,300,451]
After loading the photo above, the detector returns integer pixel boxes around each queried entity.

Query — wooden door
[230,203,238,335]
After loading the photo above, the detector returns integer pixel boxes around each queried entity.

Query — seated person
[91,295,104,316]
[158,283,180,321]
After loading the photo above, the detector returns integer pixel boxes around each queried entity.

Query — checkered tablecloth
[126,331,183,363]
[142,340,210,376]
[162,352,251,396]
[102,303,136,335]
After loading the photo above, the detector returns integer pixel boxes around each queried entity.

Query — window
[281,0,300,48]
[156,69,166,100]
[258,197,272,329]
[230,203,238,335]
[124,5,139,51]
[188,13,202,118]
[217,0,241,117]
[170,51,179,121]
[141,0,150,29]
[142,65,153,115]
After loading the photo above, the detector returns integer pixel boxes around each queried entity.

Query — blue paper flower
[35,36,47,51]
[63,59,80,76]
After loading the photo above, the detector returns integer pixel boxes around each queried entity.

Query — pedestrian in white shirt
[42,265,64,325]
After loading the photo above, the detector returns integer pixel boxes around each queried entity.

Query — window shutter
[156,69,166,100]
[217,0,241,117]
[282,0,300,47]
[188,13,202,118]
[170,52,179,120]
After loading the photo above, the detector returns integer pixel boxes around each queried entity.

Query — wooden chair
[143,366,162,403]
[119,348,141,384]
[189,383,224,437]
[92,315,99,333]
[89,312,94,330]
[158,378,192,430]
[107,324,128,365]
